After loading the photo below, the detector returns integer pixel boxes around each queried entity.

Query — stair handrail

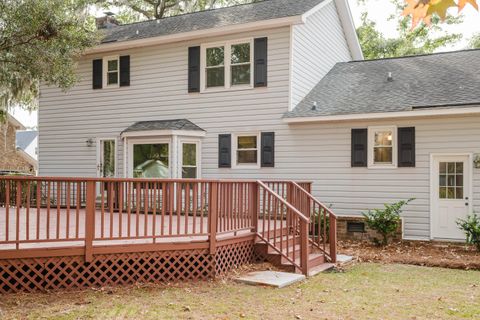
[256,180,310,274]
[290,182,337,263]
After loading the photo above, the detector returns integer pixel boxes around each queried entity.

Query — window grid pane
[439,162,464,199]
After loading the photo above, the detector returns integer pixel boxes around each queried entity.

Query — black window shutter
[120,55,130,87]
[218,134,231,168]
[398,127,415,167]
[188,46,201,93]
[261,132,275,167]
[351,129,368,167]
[92,59,103,89]
[254,37,268,87]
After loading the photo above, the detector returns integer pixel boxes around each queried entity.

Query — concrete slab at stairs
[236,271,306,288]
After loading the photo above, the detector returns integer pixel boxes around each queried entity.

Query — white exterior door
[431,155,471,240]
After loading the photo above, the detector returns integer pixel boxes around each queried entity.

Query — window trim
[367,126,397,169]
[103,55,120,88]
[178,139,201,179]
[232,132,260,169]
[200,38,254,93]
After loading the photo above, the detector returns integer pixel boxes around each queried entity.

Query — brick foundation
[337,216,402,242]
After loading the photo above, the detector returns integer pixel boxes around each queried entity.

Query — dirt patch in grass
[339,240,480,270]
[0,263,478,320]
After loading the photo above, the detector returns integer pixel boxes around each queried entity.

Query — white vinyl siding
[38,7,480,240]
[290,1,352,110]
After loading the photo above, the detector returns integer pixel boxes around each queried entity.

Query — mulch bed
[339,240,480,270]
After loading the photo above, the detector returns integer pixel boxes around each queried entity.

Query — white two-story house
[39,0,480,242]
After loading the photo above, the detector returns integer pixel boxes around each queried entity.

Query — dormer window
[201,39,253,92]
[104,56,119,87]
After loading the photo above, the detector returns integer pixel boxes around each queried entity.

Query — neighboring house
[37,0,480,242]
[16,130,39,174]
[0,114,36,174]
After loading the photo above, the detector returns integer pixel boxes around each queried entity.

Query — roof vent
[311,101,317,111]
[387,72,393,82]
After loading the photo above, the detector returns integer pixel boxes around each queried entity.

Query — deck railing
[0,176,336,274]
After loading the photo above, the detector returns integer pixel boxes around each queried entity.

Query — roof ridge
[106,0,270,29]
[346,48,480,64]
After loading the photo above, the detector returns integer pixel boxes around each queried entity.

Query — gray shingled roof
[122,119,205,133]
[16,131,38,151]
[101,0,323,43]
[284,49,480,118]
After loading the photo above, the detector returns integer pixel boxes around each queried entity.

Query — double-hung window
[233,134,259,167]
[104,56,119,87]
[202,40,253,91]
[368,126,397,168]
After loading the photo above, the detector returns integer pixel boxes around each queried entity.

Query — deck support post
[85,181,96,263]
[300,219,309,275]
[329,215,337,263]
[251,182,258,233]
[208,182,218,255]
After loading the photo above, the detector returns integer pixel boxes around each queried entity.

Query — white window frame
[368,126,397,168]
[103,55,120,88]
[127,138,172,178]
[232,132,261,169]
[200,38,254,93]
[178,139,201,179]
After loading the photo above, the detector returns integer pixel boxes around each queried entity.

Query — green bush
[457,214,480,251]
[362,199,414,246]
[310,207,330,241]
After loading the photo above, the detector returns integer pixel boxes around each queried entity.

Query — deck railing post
[251,182,258,233]
[208,182,218,255]
[300,219,309,275]
[85,180,96,263]
[329,214,337,263]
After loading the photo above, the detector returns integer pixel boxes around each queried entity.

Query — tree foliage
[469,33,480,48]
[402,0,479,28]
[357,0,462,59]
[97,0,258,22]
[0,0,98,118]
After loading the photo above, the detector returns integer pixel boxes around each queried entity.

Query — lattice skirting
[1,240,262,293]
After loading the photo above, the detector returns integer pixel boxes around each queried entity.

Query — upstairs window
[368,126,397,168]
[206,46,225,88]
[104,56,119,87]
[202,40,253,91]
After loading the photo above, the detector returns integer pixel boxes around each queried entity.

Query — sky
[13,0,480,128]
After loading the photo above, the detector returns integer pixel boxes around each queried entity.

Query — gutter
[283,106,480,123]
[85,16,304,55]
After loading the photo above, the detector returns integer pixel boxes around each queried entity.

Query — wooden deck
[0,177,337,292]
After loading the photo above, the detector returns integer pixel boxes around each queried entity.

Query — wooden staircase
[254,234,334,276]
[256,181,338,276]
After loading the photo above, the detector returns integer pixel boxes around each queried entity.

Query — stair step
[307,263,335,277]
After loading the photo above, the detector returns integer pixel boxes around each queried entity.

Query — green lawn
[1,263,479,319]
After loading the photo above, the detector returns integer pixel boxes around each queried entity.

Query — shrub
[310,207,331,241]
[457,214,480,251]
[362,199,414,246]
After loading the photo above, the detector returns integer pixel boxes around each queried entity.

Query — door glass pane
[102,140,115,178]
[439,161,465,199]
[182,167,197,179]
[133,144,169,178]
